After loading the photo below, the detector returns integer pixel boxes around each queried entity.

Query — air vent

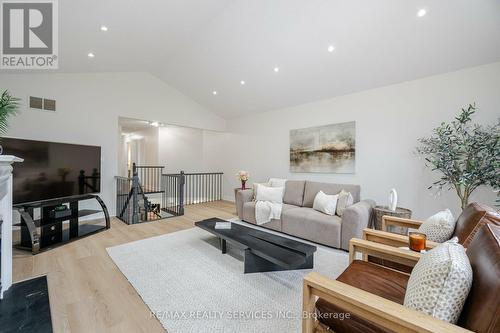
[29,96,56,111]
[29,96,43,109]
[43,98,56,111]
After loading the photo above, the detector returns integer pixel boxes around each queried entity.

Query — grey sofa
[235,180,375,250]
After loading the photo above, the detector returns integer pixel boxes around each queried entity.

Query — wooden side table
[372,206,412,235]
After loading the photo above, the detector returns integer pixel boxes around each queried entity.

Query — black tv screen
[2,138,101,204]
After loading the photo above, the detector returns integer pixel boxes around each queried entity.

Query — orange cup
[409,232,426,252]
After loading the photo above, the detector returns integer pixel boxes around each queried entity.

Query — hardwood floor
[12,201,237,333]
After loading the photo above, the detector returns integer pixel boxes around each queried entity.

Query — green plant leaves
[0,90,20,138]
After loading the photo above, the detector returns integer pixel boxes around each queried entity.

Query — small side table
[372,206,412,235]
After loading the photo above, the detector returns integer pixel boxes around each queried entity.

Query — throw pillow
[255,184,284,203]
[403,238,472,324]
[336,189,354,216]
[268,178,287,188]
[418,209,456,242]
[252,182,270,201]
[313,191,339,216]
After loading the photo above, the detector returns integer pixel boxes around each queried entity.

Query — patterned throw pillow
[418,209,455,242]
[403,238,472,323]
[336,189,354,216]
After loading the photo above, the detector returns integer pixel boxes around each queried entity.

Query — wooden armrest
[382,215,423,232]
[349,238,421,267]
[302,272,473,333]
[363,229,439,250]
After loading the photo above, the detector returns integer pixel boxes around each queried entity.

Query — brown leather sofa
[302,219,500,333]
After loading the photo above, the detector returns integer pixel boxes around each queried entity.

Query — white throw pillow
[313,191,339,216]
[418,209,456,242]
[252,182,270,200]
[255,184,284,203]
[336,189,354,217]
[404,238,472,324]
[268,178,287,188]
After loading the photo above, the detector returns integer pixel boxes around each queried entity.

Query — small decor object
[372,205,412,234]
[0,90,20,152]
[290,121,355,173]
[388,188,398,212]
[408,232,427,252]
[236,170,249,190]
[313,191,339,216]
[404,238,472,324]
[418,209,455,242]
[214,222,231,230]
[416,104,499,209]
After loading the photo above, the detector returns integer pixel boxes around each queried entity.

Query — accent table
[372,205,412,235]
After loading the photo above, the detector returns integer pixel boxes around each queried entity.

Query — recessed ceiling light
[87,52,95,58]
[100,25,108,31]
[150,121,159,127]
[273,67,279,72]
[327,45,335,52]
[417,8,427,17]
[212,91,217,95]
[240,80,245,85]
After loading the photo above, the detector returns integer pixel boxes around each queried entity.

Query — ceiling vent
[29,96,56,111]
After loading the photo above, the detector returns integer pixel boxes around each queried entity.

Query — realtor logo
[1,0,58,69]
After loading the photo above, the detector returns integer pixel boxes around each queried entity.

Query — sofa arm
[235,189,254,219]
[340,199,376,250]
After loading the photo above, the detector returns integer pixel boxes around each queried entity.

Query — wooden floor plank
[12,201,237,333]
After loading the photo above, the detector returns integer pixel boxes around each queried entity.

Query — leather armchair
[363,203,500,273]
[302,222,500,333]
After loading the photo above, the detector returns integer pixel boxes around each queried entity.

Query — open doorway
[118,117,162,178]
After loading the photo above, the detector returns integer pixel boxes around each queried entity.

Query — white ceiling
[56,1,500,118]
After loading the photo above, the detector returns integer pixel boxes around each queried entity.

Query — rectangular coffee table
[195,218,317,273]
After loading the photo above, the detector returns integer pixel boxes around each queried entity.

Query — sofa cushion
[302,181,360,208]
[458,223,500,333]
[283,180,305,206]
[282,207,341,248]
[242,202,297,231]
[316,260,409,333]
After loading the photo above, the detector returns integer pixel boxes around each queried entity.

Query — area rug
[107,221,349,333]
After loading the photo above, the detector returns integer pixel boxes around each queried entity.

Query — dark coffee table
[195,218,317,273]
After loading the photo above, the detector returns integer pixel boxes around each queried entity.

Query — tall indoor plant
[0,90,20,139]
[416,104,499,209]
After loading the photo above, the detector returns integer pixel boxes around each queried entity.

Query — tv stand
[14,194,110,254]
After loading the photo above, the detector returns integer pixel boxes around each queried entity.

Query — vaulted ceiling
[56,0,500,118]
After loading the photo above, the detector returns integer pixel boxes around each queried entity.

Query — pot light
[150,121,159,127]
[212,91,217,95]
[328,45,335,52]
[100,25,108,31]
[240,80,245,85]
[273,67,279,72]
[417,8,427,17]
[87,52,95,58]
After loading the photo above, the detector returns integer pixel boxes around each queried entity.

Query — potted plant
[236,170,250,190]
[0,90,20,151]
[416,103,499,209]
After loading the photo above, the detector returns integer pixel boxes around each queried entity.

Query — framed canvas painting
[290,121,355,173]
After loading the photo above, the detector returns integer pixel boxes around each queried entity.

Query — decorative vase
[241,180,246,190]
[388,188,398,211]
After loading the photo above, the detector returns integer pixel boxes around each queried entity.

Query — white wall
[212,62,500,218]
[158,125,207,174]
[1,72,226,215]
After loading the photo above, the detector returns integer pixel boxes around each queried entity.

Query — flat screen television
[2,137,101,205]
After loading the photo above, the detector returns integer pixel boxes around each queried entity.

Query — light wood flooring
[12,200,237,333]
